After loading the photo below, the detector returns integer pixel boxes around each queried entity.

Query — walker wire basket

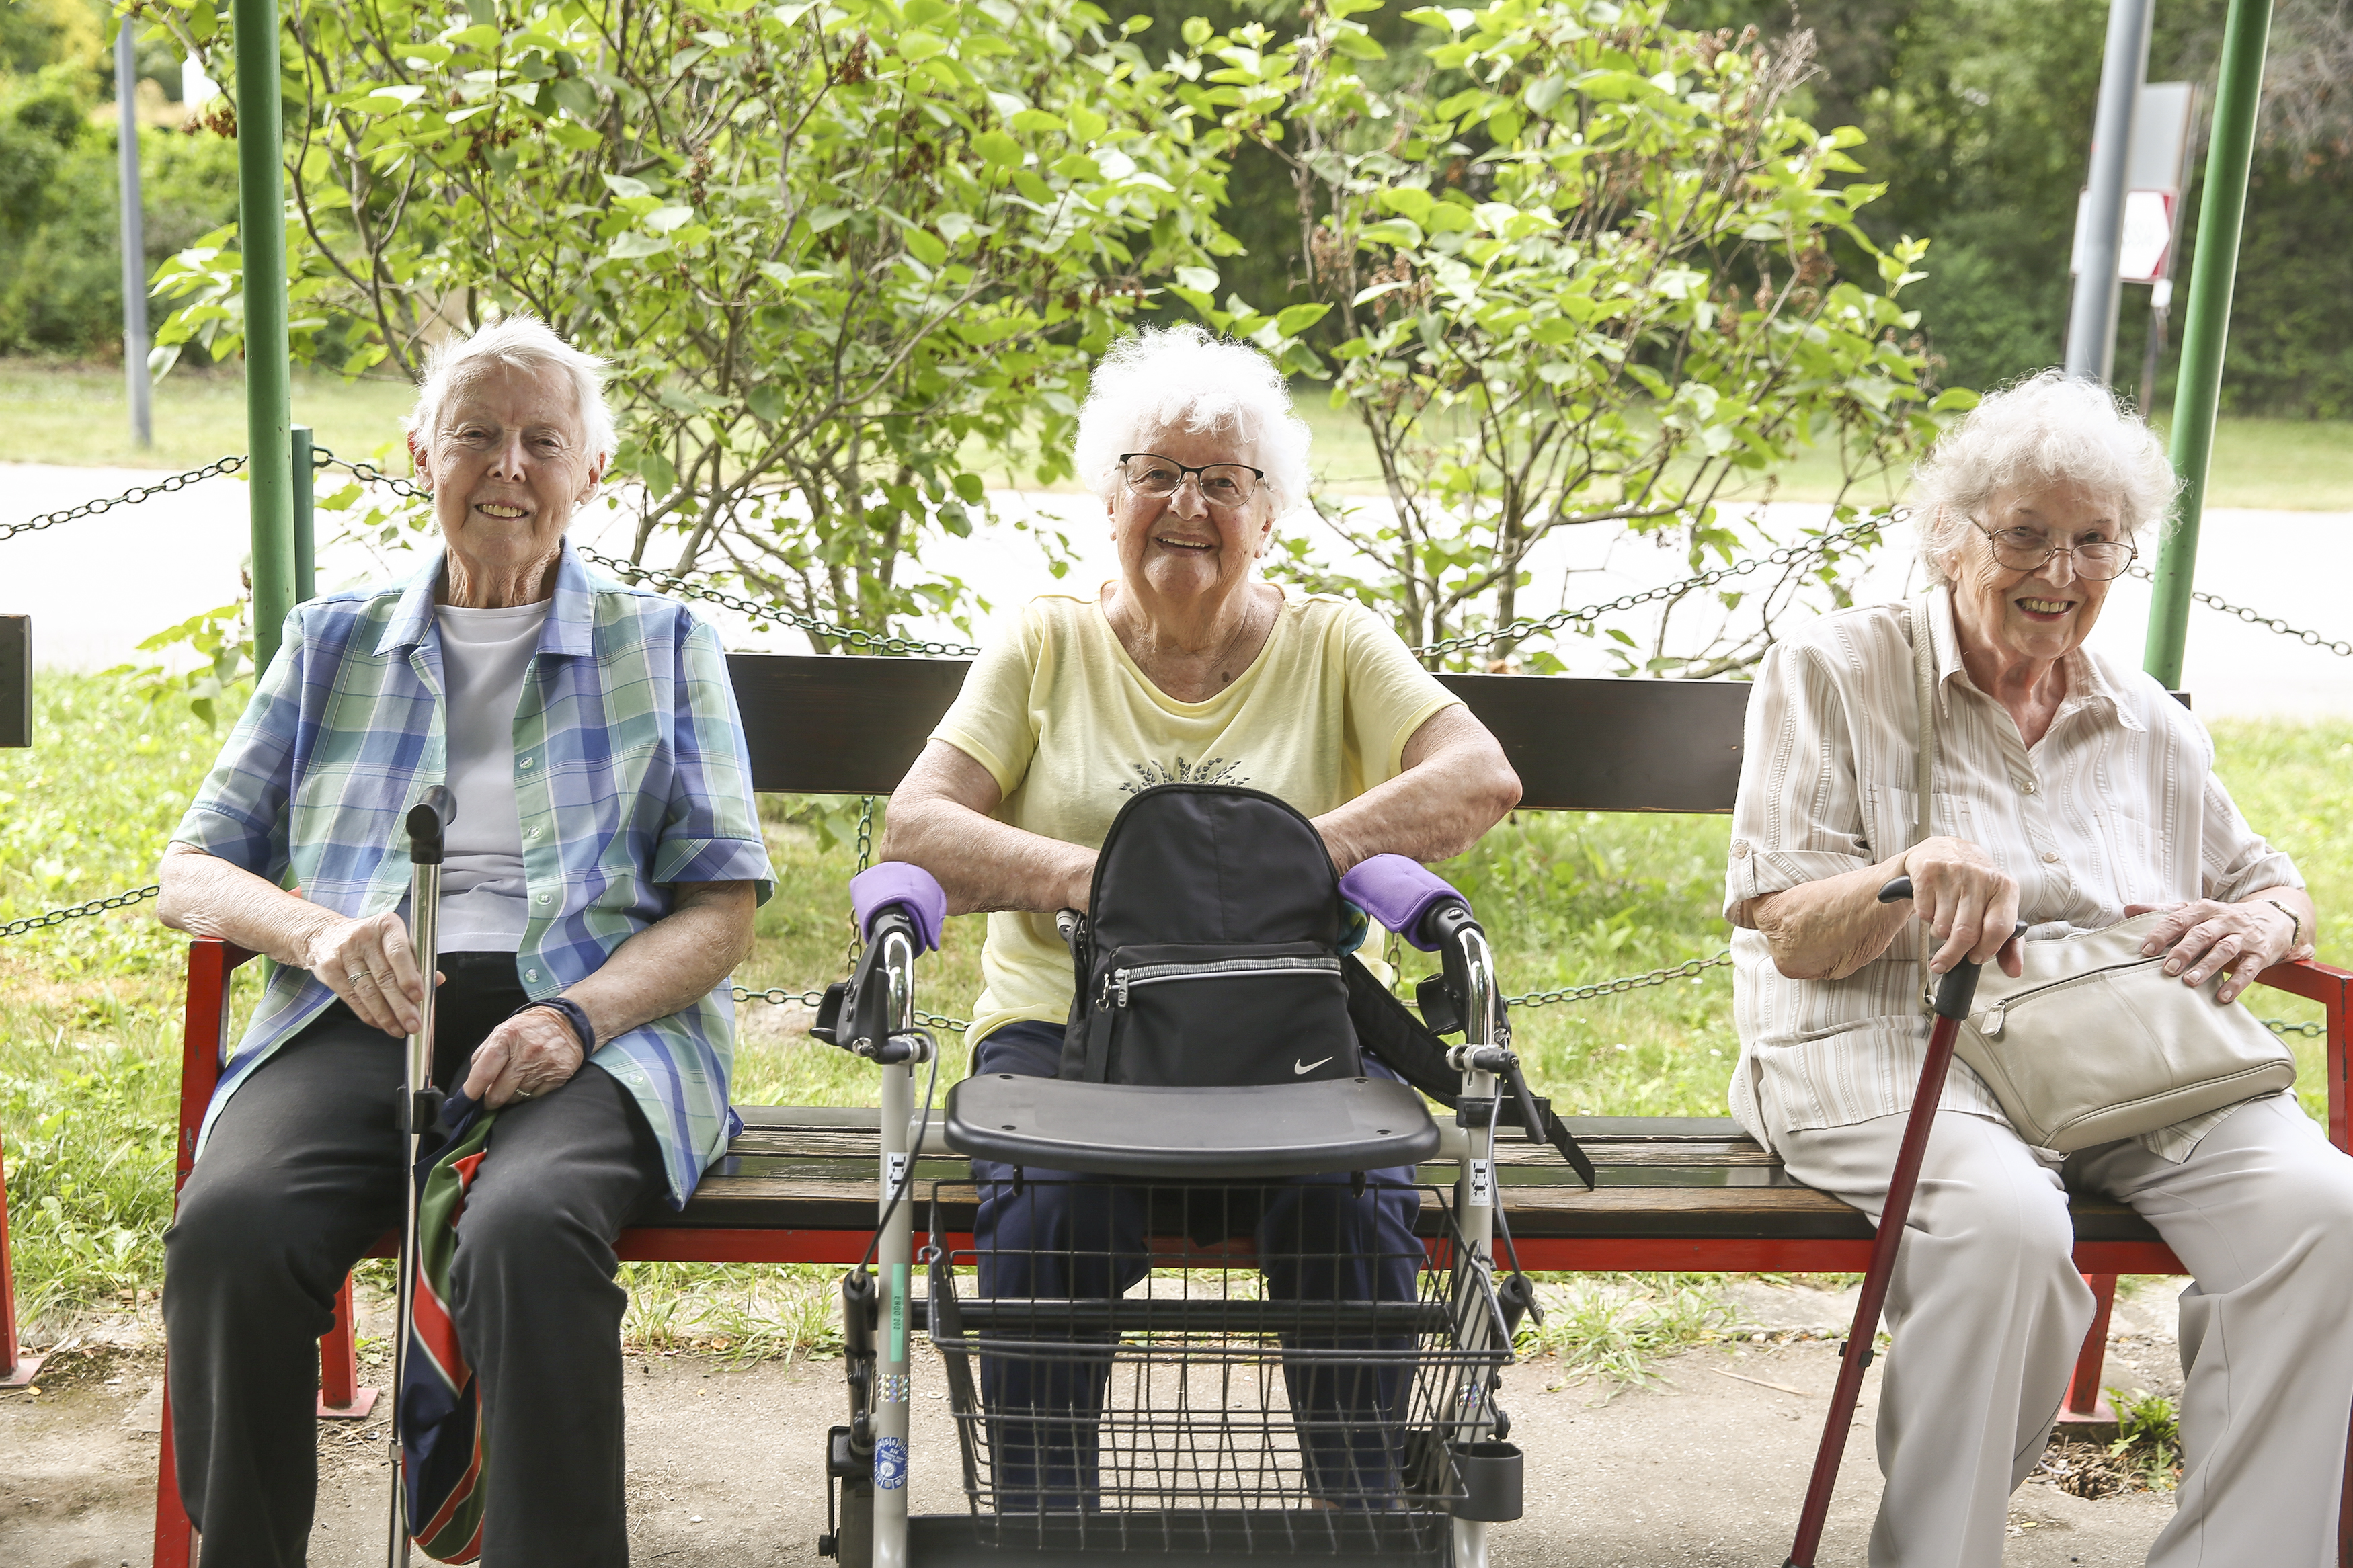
[921,1176,1515,1556]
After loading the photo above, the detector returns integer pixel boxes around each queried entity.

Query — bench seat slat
[678,1130,2167,1245]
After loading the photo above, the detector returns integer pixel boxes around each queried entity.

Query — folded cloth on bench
[1338,854,1465,952]
[850,863,946,954]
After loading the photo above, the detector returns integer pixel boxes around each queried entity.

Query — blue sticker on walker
[875,1436,908,1491]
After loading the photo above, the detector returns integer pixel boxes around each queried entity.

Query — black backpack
[1059,784,1361,1087]
[1052,781,1597,1189]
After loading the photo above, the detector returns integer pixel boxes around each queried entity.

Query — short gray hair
[406,314,618,465]
[1074,324,1312,518]
[1911,370,2178,585]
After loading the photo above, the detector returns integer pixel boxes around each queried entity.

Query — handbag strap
[1909,593,1936,852]
[1906,594,1939,997]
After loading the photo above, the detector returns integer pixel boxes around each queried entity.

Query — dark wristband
[519,996,596,1058]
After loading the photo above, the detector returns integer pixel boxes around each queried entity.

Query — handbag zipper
[1973,954,2168,1036]
[1101,954,1343,1009]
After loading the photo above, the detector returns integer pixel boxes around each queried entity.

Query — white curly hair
[405,313,618,465]
[1073,324,1312,518]
[1911,370,2178,586]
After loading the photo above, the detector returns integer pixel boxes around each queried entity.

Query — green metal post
[290,425,315,603]
[2143,0,2272,689]
[235,0,296,673]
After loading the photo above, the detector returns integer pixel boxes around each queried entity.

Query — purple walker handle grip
[1339,854,1469,953]
[850,863,946,956]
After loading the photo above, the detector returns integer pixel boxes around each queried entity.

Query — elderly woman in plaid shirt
[153,316,773,1568]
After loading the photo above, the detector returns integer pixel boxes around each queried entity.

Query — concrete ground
[0,1278,2192,1567]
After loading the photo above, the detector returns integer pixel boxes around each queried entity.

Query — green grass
[7,356,2347,511]
[3,671,2348,1336]
[0,359,417,472]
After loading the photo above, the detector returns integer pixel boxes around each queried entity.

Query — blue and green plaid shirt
[173,543,774,1206]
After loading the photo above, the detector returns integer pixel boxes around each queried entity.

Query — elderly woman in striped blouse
[1724,371,2347,1567]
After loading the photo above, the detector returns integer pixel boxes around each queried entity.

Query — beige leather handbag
[1903,600,2295,1152]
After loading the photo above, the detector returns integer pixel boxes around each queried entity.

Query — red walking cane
[1784,877,2025,1567]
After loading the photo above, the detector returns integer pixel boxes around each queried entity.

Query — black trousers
[163,954,668,1568]
[969,1021,1423,1512]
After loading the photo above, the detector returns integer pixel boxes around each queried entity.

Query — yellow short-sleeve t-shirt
[932,587,1460,1046]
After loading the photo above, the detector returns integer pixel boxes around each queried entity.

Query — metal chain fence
[0,885,161,940]
[0,457,249,542]
[1404,513,1895,661]
[574,548,982,658]
[3,458,2345,1042]
[1505,950,1734,1007]
[2126,565,2353,659]
[0,889,2329,1043]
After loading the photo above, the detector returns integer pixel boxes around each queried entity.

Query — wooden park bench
[151,656,2353,1565]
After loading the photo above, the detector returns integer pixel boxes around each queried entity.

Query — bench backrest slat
[727,654,1752,812]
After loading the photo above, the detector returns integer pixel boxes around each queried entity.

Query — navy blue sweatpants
[968,1020,1424,1512]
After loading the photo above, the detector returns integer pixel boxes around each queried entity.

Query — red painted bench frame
[130,936,2352,1565]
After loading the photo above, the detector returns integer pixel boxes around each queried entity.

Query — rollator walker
[811,852,1575,1568]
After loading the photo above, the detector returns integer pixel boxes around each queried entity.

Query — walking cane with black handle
[387,787,453,1568]
[1784,876,2026,1568]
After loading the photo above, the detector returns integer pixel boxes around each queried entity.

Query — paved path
[7,463,2348,717]
[0,1276,2194,1566]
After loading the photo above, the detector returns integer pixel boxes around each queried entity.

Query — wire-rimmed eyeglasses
[1974,522,2139,581]
[1117,452,1265,507]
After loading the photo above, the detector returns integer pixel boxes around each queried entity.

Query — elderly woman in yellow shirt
[881,324,1520,1509]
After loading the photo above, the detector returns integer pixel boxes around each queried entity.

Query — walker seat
[943,1075,1441,1180]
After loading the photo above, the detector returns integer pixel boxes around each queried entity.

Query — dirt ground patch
[2,1327,2180,1567]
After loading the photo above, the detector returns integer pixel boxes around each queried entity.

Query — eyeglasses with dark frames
[1972,520,2138,581]
[1117,452,1266,507]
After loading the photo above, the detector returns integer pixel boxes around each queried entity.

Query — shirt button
[520,757,536,770]
[2042,851,2060,864]
[536,892,551,904]
[2020,780,2038,794]
[1732,841,1751,859]
[525,968,541,982]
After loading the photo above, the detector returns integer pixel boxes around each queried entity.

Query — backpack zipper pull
[1099,968,1131,1009]
[1114,968,1131,1007]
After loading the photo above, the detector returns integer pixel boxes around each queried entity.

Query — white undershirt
[432,598,551,952]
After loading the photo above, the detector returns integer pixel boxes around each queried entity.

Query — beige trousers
[1776,1093,2353,1567]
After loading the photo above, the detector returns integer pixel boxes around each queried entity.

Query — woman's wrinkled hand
[304,911,430,1036]
[464,1005,586,1108]
[2125,899,2299,1005]
[1901,837,2024,977]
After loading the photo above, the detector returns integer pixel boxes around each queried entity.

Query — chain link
[1,458,249,543]
[2264,1018,2327,1038]
[0,884,162,940]
[573,547,981,657]
[730,983,968,1034]
[311,444,432,500]
[1408,515,1896,660]
[2126,565,2352,659]
[1504,950,1734,1009]
[731,984,828,1008]
[845,796,876,973]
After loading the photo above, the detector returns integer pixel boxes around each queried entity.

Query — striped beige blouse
[1722,587,2303,1162]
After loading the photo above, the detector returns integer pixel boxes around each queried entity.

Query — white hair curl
[406,313,618,466]
[1910,370,2178,586]
[1074,324,1312,518]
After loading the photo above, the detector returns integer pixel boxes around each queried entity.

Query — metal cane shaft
[385,857,438,1568]
[1787,883,2013,1567]
[1785,1008,1961,1566]
[387,790,450,1568]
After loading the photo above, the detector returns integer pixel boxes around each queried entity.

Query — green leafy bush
[0,67,239,358]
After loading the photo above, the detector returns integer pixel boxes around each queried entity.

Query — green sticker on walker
[892,1261,908,1360]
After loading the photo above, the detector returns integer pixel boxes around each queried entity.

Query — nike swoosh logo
[1293,1057,1334,1075]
